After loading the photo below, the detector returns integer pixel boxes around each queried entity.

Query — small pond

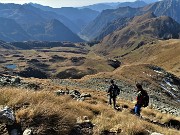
[6,64,17,69]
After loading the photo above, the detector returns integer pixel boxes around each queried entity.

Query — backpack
[111,85,120,97]
[142,91,149,107]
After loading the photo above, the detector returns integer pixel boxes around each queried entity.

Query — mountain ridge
[95,12,180,55]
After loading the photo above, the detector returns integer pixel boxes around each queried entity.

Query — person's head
[136,83,143,91]
[110,80,114,84]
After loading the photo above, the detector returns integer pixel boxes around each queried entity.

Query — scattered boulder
[55,90,67,96]
[69,90,81,99]
[11,77,21,84]
[107,59,121,69]
[0,75,16,86]
[151,132,164,135]
[55,89,91,101]
[80,93,91,98]
[23,128,32,135]
[0,106,15,125]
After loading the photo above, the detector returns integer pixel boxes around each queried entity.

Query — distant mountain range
[79,0,158,12]
[0,3,87,42]
[0,0,179,42]
[81,0,180,40]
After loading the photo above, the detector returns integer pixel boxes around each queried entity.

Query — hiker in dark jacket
[134,83,149,116]
[107,80,120,109]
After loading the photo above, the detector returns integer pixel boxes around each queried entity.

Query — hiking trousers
[134,104,142,116]
[109,96,116,108]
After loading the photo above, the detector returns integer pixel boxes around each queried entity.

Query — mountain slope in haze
[142,0,158,4]
[0,3,80,34]
[78,3,114,12]
[0,3,83,42]
[30,3,99,32]
[0,17,32,42]
[95,17,132,41]
[32,19,83,42]
[95,12,180,55]
[117,1,147,8]
[81,7,141,40]
[79,1,147,12]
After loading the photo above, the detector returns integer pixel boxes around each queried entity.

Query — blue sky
[0,0,135,8]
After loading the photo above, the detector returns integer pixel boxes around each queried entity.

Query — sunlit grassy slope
[122,39,180,77]
[0,78,179,135]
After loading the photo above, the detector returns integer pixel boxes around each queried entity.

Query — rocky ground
[52,77,180,116]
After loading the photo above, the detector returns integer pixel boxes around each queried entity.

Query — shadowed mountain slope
[95,17,132,41]
[33,19,83,42]
[0,17,32,42]
[30,3,99,32]
[0,3,78,32]
[81,6,140,40]
[0,3,83,42]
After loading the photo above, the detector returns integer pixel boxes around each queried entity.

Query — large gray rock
[0,106,15,125]
[11,77,21,84]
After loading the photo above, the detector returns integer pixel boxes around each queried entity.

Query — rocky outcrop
[0,75,40,90]
[107,59,121,69]
[149,65,180,102]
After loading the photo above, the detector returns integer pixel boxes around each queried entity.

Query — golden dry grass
[122,39,180,77]
[0,83,180,135]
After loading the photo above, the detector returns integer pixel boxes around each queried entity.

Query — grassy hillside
[122,39,180,77]
[0,78,180,134]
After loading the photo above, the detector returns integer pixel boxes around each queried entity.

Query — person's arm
[107,87,110,93]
